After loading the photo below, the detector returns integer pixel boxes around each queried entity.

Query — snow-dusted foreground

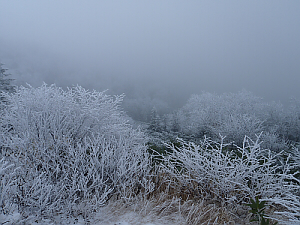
[0,199,184,225]
[0,197,243,225]
[6,197,297,225]
[0,211,177,225]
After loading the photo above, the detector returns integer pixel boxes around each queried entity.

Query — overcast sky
[1,0,300,107]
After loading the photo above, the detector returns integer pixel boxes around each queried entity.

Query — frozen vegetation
[1,69,300,224]
[0,84,152,224]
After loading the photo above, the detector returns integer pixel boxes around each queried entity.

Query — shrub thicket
[0,84,153,219]
[155,135,300,223]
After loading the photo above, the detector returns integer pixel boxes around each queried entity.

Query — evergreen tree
[171,113,180,133]
[149,106,161,132]
[0,63,15,104]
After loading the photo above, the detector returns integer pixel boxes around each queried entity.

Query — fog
[1,1,300,111]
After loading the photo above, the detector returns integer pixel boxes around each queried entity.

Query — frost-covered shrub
[158,135,300,222]
[215,114,263,146]
[173,91,267,139]
[0,84,152,218]
[260,130,288,153]
[0,157,18,215]
[169,91,288,151]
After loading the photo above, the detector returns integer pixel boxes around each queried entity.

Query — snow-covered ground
[1,196,297,225]
[0,204,184,225]
[0,196,248,225]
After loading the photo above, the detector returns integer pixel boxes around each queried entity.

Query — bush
[0,84,152,219]
[166,91,289,151]
[157,135,300,222]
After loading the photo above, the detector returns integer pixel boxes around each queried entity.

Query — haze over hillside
[1,1,300,110]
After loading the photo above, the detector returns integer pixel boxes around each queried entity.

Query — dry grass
[94,191,254,225]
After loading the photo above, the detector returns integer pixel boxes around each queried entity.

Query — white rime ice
[0,84,153,223]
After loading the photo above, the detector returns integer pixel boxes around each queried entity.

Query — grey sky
[1,0,300,107]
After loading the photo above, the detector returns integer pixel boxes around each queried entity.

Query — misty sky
[1,0,300,108]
